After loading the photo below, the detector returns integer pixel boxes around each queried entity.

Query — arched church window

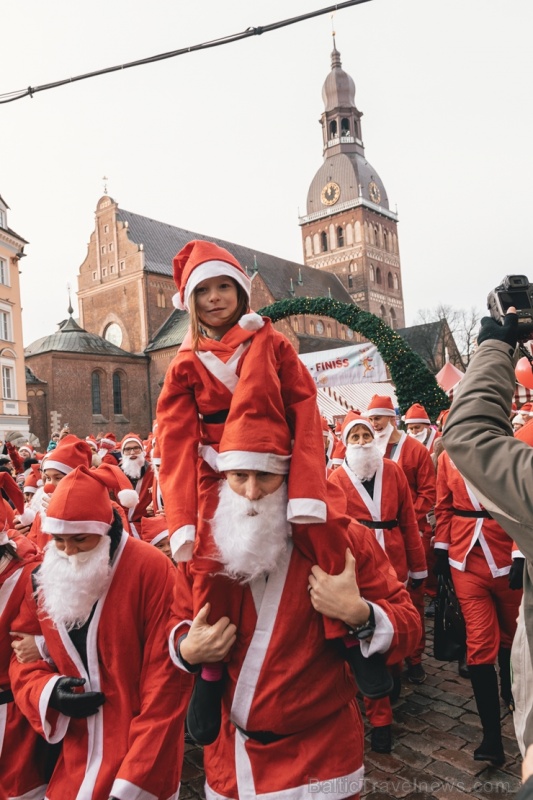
[157,289,166,308]
[393,273,399,290]
[337,227,344,247]
[387,272,394,289]
[341,118,350,136]
[380,305,386,319]
[113,372,123,415]
[369,265,375,282]
[374,225,380,247]
[321,231,328,252]
[390,308,396,329]
[92,372,102,415]
[383,230,388,252]
[329,120,338,138]
[376,267,382,285]
[348,274,353,289]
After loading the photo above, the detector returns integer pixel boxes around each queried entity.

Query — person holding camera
[442,305,533,760]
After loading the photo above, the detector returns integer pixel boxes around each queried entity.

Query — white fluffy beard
[121,453,145,480]
[211,481,291,584]
[373,422,394,455]
[408,429,428,444]
[345,442,383,481]
[36,536,112,631]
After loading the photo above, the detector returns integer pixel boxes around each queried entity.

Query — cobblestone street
[179,613,522,799]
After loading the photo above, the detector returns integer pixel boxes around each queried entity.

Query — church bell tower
[299,41,405,329]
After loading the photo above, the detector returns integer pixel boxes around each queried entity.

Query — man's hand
[12,519,31,536]
[409,577,425,590]
[49,677,105,718]
[10,632,41,663]
[308,549,370,628]
[179,603,237,666]
[477,307,519,349]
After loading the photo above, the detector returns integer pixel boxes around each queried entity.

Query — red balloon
[515,357,533,389]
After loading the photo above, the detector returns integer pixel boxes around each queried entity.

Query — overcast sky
[3,0,533,347]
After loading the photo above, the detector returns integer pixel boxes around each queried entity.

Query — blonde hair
[189,279,249,351]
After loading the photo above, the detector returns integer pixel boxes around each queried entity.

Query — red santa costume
[10,466,190,800]
[364,395,435,670]
[434,451,522,665]
[119,433,154,537]
[0,531,45,800]
[0,470,24,529]
[156,240,328,567]
[150,439,164,514]
[170,482,421,799]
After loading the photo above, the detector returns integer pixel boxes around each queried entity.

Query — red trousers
[406,581,426,665]
[363,695,393,727]
[451,548,521,665]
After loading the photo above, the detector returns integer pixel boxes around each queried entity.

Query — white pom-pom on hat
[117,488,139,509]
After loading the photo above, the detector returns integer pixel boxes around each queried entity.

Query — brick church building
[25,42,410,445]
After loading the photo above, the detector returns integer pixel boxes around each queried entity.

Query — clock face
[315,321,325,334]
[346,328,354,340]
[104,322,123,347]
[368,181,381,204]
[321,181,341,206]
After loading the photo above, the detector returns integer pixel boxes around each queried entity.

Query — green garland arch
[258,296,450,421]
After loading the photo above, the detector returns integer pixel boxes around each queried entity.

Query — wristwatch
[350,603,376,640]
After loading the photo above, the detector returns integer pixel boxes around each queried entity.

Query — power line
[0,0,372,106]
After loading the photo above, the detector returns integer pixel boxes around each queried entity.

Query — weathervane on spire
[103,176,108,195]
[67,282,73,317]
[331,11,336,47]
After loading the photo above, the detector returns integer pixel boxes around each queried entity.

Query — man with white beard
[403,403,440,455]
[328,411,427,753]
[118,432,154,536]
[9,464,190,800]
[363,394,435,686]
[170,441,421,798]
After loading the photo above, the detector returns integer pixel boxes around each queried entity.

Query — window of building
[393,274,399,290]
[341,118,350,136]
[113,372,123,415]
[369,265,375,282]
[390,308,397,329]
[110,264,115,273]
[120,261,125,271]
[380,305,386,319]
[348,274,353,288]
[387,272,393,289]
[104,225,109,234]
[92,271,97,280]
[329,120,337,138]
[109,243,114,252]
[91,372,102,414]
[376,267,382,285]
[101,246,106,254]
[0,310,11,341]
[326,324,332,337]
[0,258,8,286]
[374,225,380,246]
[157,289,166,309]
[383,230,388,252]
[337,226,344,247]
[321,231,328,252]
[309,320,315,335]
[293,317,299,332]
[2,365,14,399]
[0,209,5,229]
[102,268,107,277]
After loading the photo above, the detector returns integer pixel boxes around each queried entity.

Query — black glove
[509,557,525,590]
[49,677,105,718]
[433,549,451,580]
[410,577,425,590]
[477,311,519,349]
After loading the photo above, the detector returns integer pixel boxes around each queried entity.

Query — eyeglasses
[123,446,142,454]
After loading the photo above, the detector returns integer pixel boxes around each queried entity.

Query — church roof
[116,208,351,302]
[145,309,190,352]
[25,316,145,358]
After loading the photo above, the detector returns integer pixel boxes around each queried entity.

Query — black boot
[469,664,505,766]
[186,675,223,746]
[345,643,394,700]
[498,647,515,711]
[458,653,470,679]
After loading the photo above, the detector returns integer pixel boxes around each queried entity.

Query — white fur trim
[183,260,251,311]
[172,291,186,310]
[217,450,291,474]
[0,531,8,546]
[100,437,116,448]
[168,621,194,672]
[110,778,158,800]
[169,525,195,561]
[24,486,37,495]
[408,569,428,579]
[42,517,111,535]
[18,508,37,526]
[362,407,395,417]
[150,530,169,547]
[359,601,394,656]
[403,416,430,424]
[286,498,327,524]
[238,312,264,331]
[42,459,73,475]
[117,488,139,509]
[121,436,143,452]
[342,418,374,444]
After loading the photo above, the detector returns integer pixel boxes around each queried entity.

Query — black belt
[358,519,398,530]
[0,689,14,705]
[452,508,492,519]
[201,409,229,425]
[234,723,288,744]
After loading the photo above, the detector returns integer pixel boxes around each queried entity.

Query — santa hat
[0,471,24,514]
[18,444,34,457]
[95,463,139,509]
[520,402,533,417]
[512,414,527,428]
[99,433,117,452]
[402,403,431,425]
[439,409,451,430]
[23,463,43,495]
[43,465,116,536]
[120,433,144,453]
[85,435,99,452]
[341,411,374,445]
[151,439,161,467]
[172,239,251,312]
[140,515,169,547]
[362,395,396,417]
[41,434,93,475]
[216,408,291,474]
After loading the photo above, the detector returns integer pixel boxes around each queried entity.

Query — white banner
[299,343,388,388]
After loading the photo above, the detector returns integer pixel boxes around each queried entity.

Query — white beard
[408,429,428,444]
[36,536,112,631]
[121,453,145,480]
[345,442,383,481]
[211,481,291,584]
[373,422,394,455]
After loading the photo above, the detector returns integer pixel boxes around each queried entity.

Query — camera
[487,275,533,336]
